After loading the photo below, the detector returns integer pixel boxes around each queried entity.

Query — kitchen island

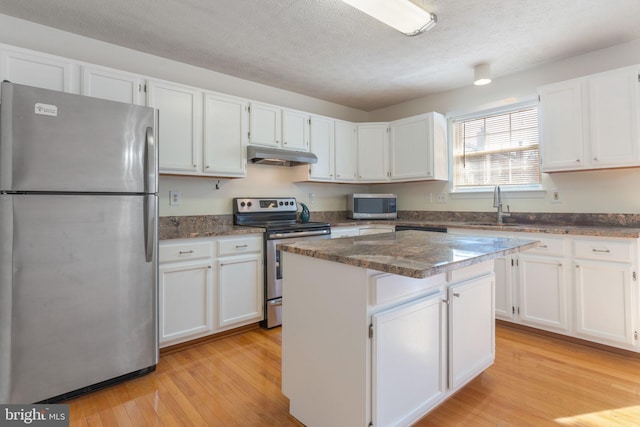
[279,231,538,427]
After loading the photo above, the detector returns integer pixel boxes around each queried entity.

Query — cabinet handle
[576,159,581,162]
[592,248,611,253]
[179,250,194,255]
[539,244,548,248]
[453,293,460,298]
[235,244,249,249]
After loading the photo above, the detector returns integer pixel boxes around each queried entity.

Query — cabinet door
[0,49,77,93]
[282,108,309,151]
[203,92,248,177]
[249,102,281,147]
[309,115,335,181]
[538,79,585,171]
[159,262,213,347]
[449,274,495,390]
[357,123,389,182]
[517,254,568,333]
[147,80,202,174]
[574,260,636,348]
[390,115,433,181]
[217,254,263,329]
[493,255,514,321]
[81,66,145,105]
[334,120,357,182]
[588,66,640,167]
[372,293,446,427]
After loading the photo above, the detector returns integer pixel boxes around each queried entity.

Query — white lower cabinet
[448,274,495,390]
[372,293,446,427]
[217,252,263,330]
[573,237,637,350]
[159,235,263,348]
[158,240,214,347]
[517,253,569,332]
[331,225,395,238]
[450,228,639,352]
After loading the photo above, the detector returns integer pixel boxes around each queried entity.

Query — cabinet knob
[453,293,460,298]
[206,165,210,169]
[593,157,598,161]
[576,159,581,162]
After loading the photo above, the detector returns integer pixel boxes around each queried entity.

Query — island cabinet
[282,253,495,427]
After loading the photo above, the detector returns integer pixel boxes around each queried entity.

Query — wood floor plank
[65,325,640,426]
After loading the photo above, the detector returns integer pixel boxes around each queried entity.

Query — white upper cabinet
[588,66,640,167]
[81,65,146,105]
[147,79,203,174]
[0,48,77,93]
[203,92,248,177]
[539,65,640,172]
[282,108,310,151]
[308,114,335,181]
[334,120,357,182]
[357,122,389,182]
[389,112,448,182]
[248,101,282,147]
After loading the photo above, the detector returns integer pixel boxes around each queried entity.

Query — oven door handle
[269,230,330,239]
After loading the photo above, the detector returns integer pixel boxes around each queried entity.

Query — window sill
[449,186,546,200]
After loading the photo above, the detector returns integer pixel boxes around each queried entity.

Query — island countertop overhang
[278,230,539,279]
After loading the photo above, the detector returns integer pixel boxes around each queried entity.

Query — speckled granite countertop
[159,212,640,240]
[278,230,539,279]
[331,220,640,238]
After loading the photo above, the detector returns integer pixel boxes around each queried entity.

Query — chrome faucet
[493,185,511,224]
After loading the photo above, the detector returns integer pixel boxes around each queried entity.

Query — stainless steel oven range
[233,197,331,328]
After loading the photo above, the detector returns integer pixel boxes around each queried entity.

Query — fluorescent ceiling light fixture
[341,0,437,36]
[474,63,492,85]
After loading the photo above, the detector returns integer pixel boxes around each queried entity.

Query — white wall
[370,38,640,214]
[159,165,363,216]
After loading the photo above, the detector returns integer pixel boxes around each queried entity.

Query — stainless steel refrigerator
[0,82,158,404]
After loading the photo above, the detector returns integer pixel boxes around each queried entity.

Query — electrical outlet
[551,188,561,203]
[169,190,181,206]
[309,192,316,204]
[436,192,447,204]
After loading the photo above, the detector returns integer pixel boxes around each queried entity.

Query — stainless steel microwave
[347,194,397,220]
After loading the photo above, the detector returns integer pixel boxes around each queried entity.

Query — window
[452,105,540,189]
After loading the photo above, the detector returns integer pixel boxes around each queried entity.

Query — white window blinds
[452,107,540,188]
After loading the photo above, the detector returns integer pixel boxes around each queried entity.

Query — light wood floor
[66,324,640,426]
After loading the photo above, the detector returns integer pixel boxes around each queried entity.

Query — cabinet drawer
[573,239,634,262]
[370,272,445,307]
[522,235,566,256]
[160,241,213,263]
[448,260,494,283]
[217,236,262,256]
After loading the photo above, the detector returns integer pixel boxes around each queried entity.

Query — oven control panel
[233,197,297,213]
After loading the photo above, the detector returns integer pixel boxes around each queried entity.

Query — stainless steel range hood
[247,145,317,166]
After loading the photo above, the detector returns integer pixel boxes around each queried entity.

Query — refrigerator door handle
[145,126,157,194]
[144,195,157,263]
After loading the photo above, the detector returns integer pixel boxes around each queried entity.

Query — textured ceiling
[1,0,640,111]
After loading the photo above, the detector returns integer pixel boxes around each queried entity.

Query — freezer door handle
[144,195,157,262]
[145,125,157,194]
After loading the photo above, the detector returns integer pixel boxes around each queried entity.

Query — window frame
[448,99,544,198]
